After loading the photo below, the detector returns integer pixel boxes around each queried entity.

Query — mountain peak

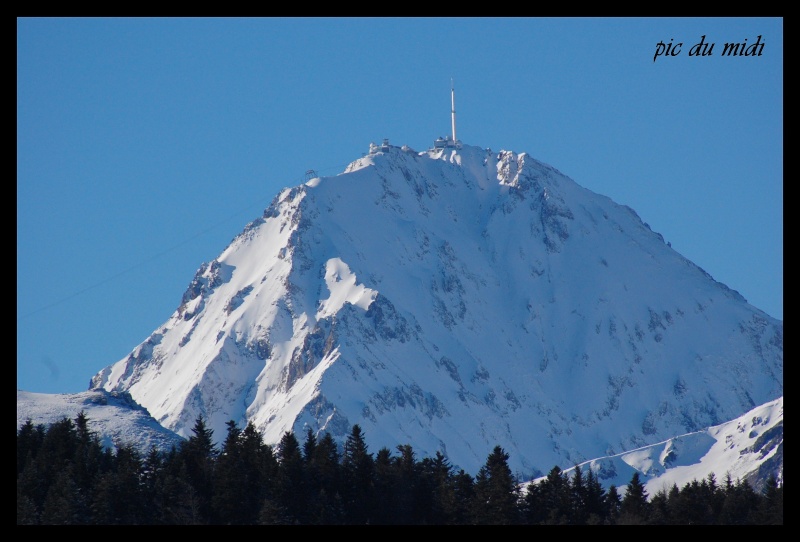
[90,141,782,480]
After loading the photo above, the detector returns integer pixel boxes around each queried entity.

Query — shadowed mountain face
[90,141,783,480]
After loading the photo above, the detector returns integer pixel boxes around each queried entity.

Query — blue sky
[17,17,783,394]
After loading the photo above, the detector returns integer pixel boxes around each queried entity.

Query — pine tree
[583,467,607,524]
[756,473,783,525]
[275,430,306,523]
[420,451,454,525]
[619,472,649,524]
[705,472,723,521]
[239,422,278,523]
[673,479,715,524]
[664,483,682,524]
[311,489,346,525]
[212,420,248,524]
[17,419,45,475]
[305,431,341,523]
[341,424,375,524]
[17,420,48,523]
[521,478,543,524]
[450,469,475,525]
[72,411,106,523]
[672,473,722,524]
[161,457,203,524]
[537,466,572,524]
[140,445,163,522]
[647,487,671,525]
[40,465,80,524]
[32,417,83,524]
[569,464,587,524]
[372,447,399,524]
[91,442,146,524]
[605,485,622,524]
[718,477,758,525]
[396,444,426,524]
[16,483,39,525]
[302,427,317,462]
[471,445,520,525]
[177,416,218,523]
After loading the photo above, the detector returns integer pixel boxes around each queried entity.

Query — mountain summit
[91,140,783,480]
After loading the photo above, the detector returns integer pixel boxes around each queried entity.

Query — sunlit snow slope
[529,395,783,493]
[16,389,184,452]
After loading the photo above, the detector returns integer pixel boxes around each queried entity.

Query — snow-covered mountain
[88,139,783,481]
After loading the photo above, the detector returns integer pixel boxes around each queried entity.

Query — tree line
[17,412,783,525]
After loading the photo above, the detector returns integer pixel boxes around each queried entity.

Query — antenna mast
[450,78,457,143]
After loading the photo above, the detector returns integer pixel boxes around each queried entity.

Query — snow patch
[316,257,378,319]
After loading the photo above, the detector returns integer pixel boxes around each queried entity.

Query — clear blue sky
[18,17,783,394]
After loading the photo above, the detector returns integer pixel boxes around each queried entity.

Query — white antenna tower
[450,78,457,143]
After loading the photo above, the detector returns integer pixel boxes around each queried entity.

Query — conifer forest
[17,413,783,525]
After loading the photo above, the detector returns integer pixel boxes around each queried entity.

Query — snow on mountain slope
[90,140,783,480]
[16,389,184,452]
[530,395,783,494]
